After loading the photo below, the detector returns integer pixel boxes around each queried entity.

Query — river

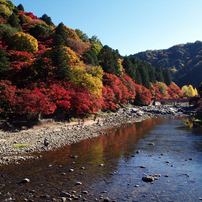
[0,116,202,201]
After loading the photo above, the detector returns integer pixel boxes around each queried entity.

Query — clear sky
[11,0,202,56]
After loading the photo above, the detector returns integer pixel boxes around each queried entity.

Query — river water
[0,116,202,201]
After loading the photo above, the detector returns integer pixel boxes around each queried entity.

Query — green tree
[82,49,99,66]
[147,64,156,83]
[122,57,136,81]
[17,4,24,11]
[51,46,72,80]
[40,14,54,26]
[198,82,202,98]
[54,22,69,46]
[29,23,51,38]
[18,14,26,25]
[53,34,64,46]
[13,8,21,14]
[98,45,121,77]
[156,65,164,82]
[0,48,10,78]
[90,35,102,46]
[75,29,89,42]
[163,67,172,86]
[138,65,151,89]
[135,69,142,85]
[8,13,20,28]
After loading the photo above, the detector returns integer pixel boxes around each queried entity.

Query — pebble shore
[0,105,190,165]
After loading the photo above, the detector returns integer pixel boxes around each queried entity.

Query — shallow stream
[0,116,202,201]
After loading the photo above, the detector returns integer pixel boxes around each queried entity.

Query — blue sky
[11,0,202,56]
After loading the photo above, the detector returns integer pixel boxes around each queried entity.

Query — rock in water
[20,178,30,183]
[142,176,154,183]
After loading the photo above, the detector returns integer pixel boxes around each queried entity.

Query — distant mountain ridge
[129,41,202,88]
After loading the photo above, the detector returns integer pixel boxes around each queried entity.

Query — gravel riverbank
[0,105,191,165]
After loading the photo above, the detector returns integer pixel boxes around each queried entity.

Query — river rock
[60,192,71,197]
[142,176,154,182]
[20,178,30,183]
[103,197,110,202]
[148,142,155,145]
[61,197,66,202]
[76,181,82,185]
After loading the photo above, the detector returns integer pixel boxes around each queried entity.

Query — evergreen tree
[98,45,120,76]
[0,48,10,79]
[156,65,164,82]
[163,67,172,86]
[17,4,24,11]
[19,14,26,25]
[53,34,64,46]
[8,13,21,28]
[138,65,151,89]
[147,64,156,83]
[13,8,21,14]
[51,46,72,80]
[122,57,136,80]
[82,50,99,66]
[40,14,54,26]
[32,57,51,81]
[135,69,142,85]
[54,22,69,46]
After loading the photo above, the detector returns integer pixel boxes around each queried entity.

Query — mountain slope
[129,41,202,87]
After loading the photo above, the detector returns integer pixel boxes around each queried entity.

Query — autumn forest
[0,0,201,122]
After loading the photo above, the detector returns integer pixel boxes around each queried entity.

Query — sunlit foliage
[8,32,38,53]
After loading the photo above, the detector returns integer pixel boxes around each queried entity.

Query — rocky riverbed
[0,105,192,165]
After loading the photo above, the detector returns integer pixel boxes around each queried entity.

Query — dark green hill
[129,41,202,88]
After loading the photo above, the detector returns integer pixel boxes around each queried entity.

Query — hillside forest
[0,0,201,122]
[130,41,202,88]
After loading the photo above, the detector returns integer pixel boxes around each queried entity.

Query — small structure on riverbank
[153,98,190,106]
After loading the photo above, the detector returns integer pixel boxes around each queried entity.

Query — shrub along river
[0,116,202,201]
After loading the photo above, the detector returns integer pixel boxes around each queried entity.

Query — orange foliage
[63,26,81,41]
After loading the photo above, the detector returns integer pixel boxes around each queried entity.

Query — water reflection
[1,116,202,201]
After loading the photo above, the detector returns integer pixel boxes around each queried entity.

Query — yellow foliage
[71,62,103,97]
[181,85,189,96]
[63,26,81,41]
[44,46,80,65]
[181,84,197,97]
[171,82,177,86]
[91,43,102,55]
[194,88,198,96]
[156,81,168,98]
[0,0,6,4]
[85,65,104,80]
[0,4,12,18]
[6,0,15,10]
[188,85,196,97]
[9,32,38,53]
[62,46,80,64]
[117,58,124,75]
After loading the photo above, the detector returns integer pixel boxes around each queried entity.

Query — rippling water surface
[0,116,202,201]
